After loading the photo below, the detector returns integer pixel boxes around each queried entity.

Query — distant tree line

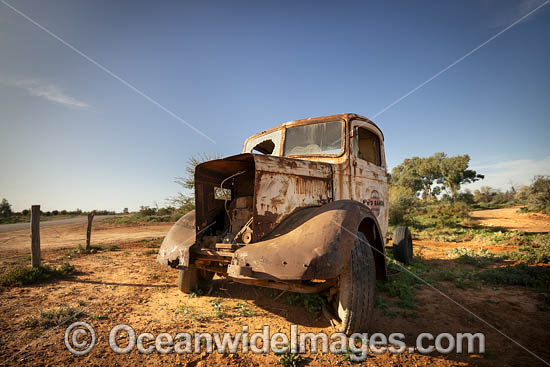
[0,199,118,224]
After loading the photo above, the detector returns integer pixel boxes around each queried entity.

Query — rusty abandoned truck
[157,113,413,334]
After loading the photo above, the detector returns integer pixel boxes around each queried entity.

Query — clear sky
[1,0,549,211]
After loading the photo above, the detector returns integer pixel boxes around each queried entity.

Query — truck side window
[357,128,381,166]
[252,139,275,154]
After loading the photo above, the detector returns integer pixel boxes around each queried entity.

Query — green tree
[416,152,445,200]
[390,153,444,200]
[174,152,222,190]
[439,155,484,200]
[168,152,221,212]
[390,158,423,195]
[0,198,12,217]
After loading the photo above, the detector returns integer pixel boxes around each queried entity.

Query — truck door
[349,120,389,238]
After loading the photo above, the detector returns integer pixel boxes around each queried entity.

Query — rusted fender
[228,200,385,281]
[156,210,195,267]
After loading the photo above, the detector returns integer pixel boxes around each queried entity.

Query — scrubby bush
[457,189,474,204]
[0,263,76,286]
[424,202,469,228]
[388,186,418,226]
[139,206,157,216]
[519,176,550,214]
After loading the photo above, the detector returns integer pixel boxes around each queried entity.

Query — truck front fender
[156,210,195,268]
[228,200,386,281]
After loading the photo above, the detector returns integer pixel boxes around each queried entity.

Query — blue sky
[1,0,549,211]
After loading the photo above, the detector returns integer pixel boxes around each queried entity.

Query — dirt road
[0,219,172,257]
[0,215,116,232]
[0,208,548,366]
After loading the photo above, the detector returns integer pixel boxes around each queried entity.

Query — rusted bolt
[282,261,287,265]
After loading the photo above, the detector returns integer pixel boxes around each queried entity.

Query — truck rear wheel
[177,267,214,293]
[393,226,413,265]
[332,232,376,334]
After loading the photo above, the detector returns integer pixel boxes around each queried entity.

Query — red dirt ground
[0,208,549,366]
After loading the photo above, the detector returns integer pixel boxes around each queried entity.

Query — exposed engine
[227,196,254,244]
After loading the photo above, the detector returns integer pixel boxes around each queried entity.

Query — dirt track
[0,208,549,366]
[469,206,550,233]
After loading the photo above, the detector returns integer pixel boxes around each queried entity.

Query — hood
[195,153,333,241]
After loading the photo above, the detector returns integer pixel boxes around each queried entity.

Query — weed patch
[64,244,119,258]
[282,293,324,317]
[476,264,550,292]
[278,350,304,367]
[210,298,226,317]
[446,247,500,267]
[433,267,480,289]
[235,301,255,317]
[176,305,209,321]
[376,258,428,310]
[24,306,85,328]
[502,235,550,264]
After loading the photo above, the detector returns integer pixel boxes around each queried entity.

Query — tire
[177,267,214,293]
[332,232,376,335]
[393,226,413,265]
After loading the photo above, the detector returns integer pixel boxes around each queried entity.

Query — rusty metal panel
[252,154,332,178]
[253,171,332,239]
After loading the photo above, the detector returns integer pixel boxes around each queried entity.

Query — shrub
[0,263,76,286]
[139,206,157,216]
[388,186,418,226]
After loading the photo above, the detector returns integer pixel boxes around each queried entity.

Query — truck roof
[247,113,384,143]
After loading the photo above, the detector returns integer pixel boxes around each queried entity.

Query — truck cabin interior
[355,127,382,166]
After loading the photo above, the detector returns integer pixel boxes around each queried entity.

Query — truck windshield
[283,121,343,156]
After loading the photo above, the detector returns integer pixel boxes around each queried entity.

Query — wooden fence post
[86,212,94,250]
[31,205,40,268]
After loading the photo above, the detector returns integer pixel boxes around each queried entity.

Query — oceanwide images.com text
[65,322,485,362]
